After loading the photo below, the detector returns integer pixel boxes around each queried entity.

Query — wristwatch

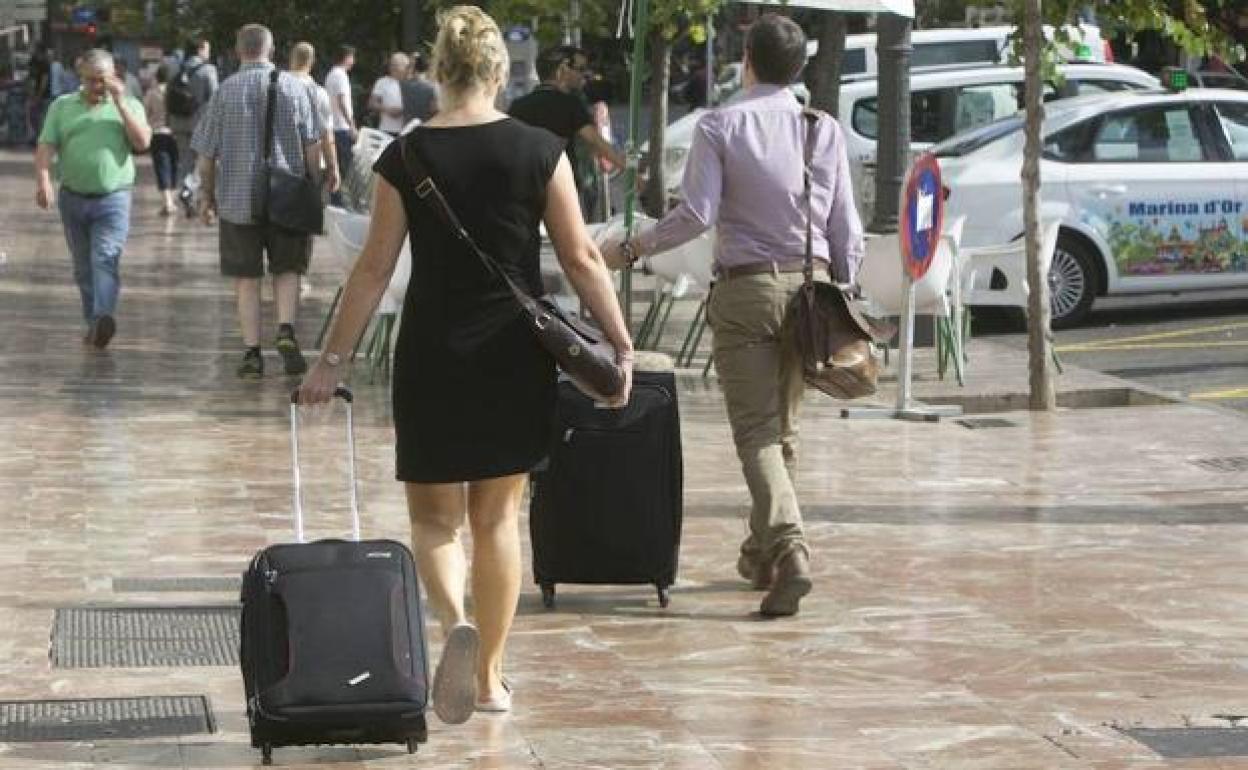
[619,238,638,266]
[323,351,343,367]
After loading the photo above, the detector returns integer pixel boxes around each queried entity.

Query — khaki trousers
[707,271,809,565]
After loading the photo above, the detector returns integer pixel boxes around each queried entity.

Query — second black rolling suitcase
[529,370,683,608]
[240,388,430,766]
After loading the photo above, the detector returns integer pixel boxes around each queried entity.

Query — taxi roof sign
[1161,67,1189,92]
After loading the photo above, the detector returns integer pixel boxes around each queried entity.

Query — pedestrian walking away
[324,44,358,207]
[144,64,179,216]
[370,52,410,136]
[192,23,322,380]
[289,42,342,201]
[33,48,151,350]
[603,14,866,618]
[170,39,219,218]
[400,51,440,125]
[297,4,633,726]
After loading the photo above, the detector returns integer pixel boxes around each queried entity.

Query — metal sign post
[843,152,961,422]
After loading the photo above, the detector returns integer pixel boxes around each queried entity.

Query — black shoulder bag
[260,70,324,235]
[398,133,626,401]
[787,108,894,400]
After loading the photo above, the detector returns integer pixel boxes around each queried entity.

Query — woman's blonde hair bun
[431,5,509,93]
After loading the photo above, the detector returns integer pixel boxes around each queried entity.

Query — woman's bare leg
[404,482,468,636]
[466,473,526,701]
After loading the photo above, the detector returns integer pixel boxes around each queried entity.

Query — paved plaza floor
[3,151,1248,768]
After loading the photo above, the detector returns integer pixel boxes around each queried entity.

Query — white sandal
[432,624,479,725]
[475,677,512,713]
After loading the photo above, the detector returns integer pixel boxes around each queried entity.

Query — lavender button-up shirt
[636,84,864,281]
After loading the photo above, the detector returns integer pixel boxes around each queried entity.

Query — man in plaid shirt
[193,23,322,379]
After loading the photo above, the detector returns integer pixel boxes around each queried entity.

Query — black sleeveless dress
[373,119,565,483]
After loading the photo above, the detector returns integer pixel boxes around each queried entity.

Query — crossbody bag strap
[397,132,539,311]
[800,107,821,287]
[264,69,279,164]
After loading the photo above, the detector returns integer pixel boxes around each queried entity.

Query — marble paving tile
[4,150,1248,767]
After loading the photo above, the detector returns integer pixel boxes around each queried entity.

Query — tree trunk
[643,31,672,218]
[1022,0,1055,410]
[809,12,846,117]
[870,13,911,234]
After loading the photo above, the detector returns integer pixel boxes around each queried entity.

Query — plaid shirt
[192,62,319,225]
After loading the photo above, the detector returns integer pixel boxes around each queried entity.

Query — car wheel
[1049,234,1096,329]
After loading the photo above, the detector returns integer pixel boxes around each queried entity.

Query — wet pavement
[3,149,1248,768]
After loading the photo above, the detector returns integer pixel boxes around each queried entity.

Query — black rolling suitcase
[529,370,683,608]
[240,387,430,766]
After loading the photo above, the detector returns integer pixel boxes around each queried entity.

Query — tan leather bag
[787,109,893,400]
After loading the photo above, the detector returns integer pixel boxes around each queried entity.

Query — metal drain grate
[1122,727,1248,758]
[112,577,241,593]
[0,696,214,742]
[956,417,1018,430]
[52,606,240,668]
[1191,456,1248,473]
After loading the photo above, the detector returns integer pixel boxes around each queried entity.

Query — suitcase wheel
[407,738,419,754]
[540,583,556,609]
[656,585,671,609]
[261,743,273,765]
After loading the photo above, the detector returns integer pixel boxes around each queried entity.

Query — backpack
[166,62,202,118]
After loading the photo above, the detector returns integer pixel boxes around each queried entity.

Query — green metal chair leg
[677,299,707,366]
[636,295,660,348]
[653,292,677,351]
[315,285,344,348]
[684,307,710,368]
[702,351,714,378]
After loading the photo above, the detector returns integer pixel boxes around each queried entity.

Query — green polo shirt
[38,91,147,195]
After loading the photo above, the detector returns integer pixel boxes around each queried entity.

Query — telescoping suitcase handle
[288,387,361,544]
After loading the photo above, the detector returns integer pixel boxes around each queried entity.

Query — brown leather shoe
[759,548,812,617]
[737,553,772,591]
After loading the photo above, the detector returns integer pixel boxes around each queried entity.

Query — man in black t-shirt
[509,46,624,188]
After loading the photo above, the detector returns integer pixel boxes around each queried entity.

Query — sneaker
[433,624,479,725]
[759,547,812,618]
[237,349,264,380]
[90,315,116,349]
[275,332,307,375]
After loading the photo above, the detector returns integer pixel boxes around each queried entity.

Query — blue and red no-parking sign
[900,153,945,281]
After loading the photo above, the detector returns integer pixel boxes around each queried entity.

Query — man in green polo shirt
[34,48,150,349]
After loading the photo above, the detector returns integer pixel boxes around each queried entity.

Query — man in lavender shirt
[604,14,864,618]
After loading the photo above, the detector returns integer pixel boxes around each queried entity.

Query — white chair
[339,128,395,213]
[590,213,715,363]
[321,205,411,379]
[317,206,370,347]
[856,215,968,383]
[960,218,1061,309]
[959,218,1065,372]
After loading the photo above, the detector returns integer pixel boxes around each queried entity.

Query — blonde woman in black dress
[297,6,633,725]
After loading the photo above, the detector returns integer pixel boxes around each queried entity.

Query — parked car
[1189,70,1248,91]
[935,88,1248,327]
[650,62,1157,218]
[712,23,1111,103]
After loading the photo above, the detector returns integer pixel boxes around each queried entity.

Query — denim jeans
[58,188,131,324]
[150,133,179,190]
[331,129,354,207]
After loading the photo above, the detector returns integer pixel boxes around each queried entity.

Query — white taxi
[651,62,1156,219]
[936,87,1248,326]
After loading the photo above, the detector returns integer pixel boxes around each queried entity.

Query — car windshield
[932,115,1023,157]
